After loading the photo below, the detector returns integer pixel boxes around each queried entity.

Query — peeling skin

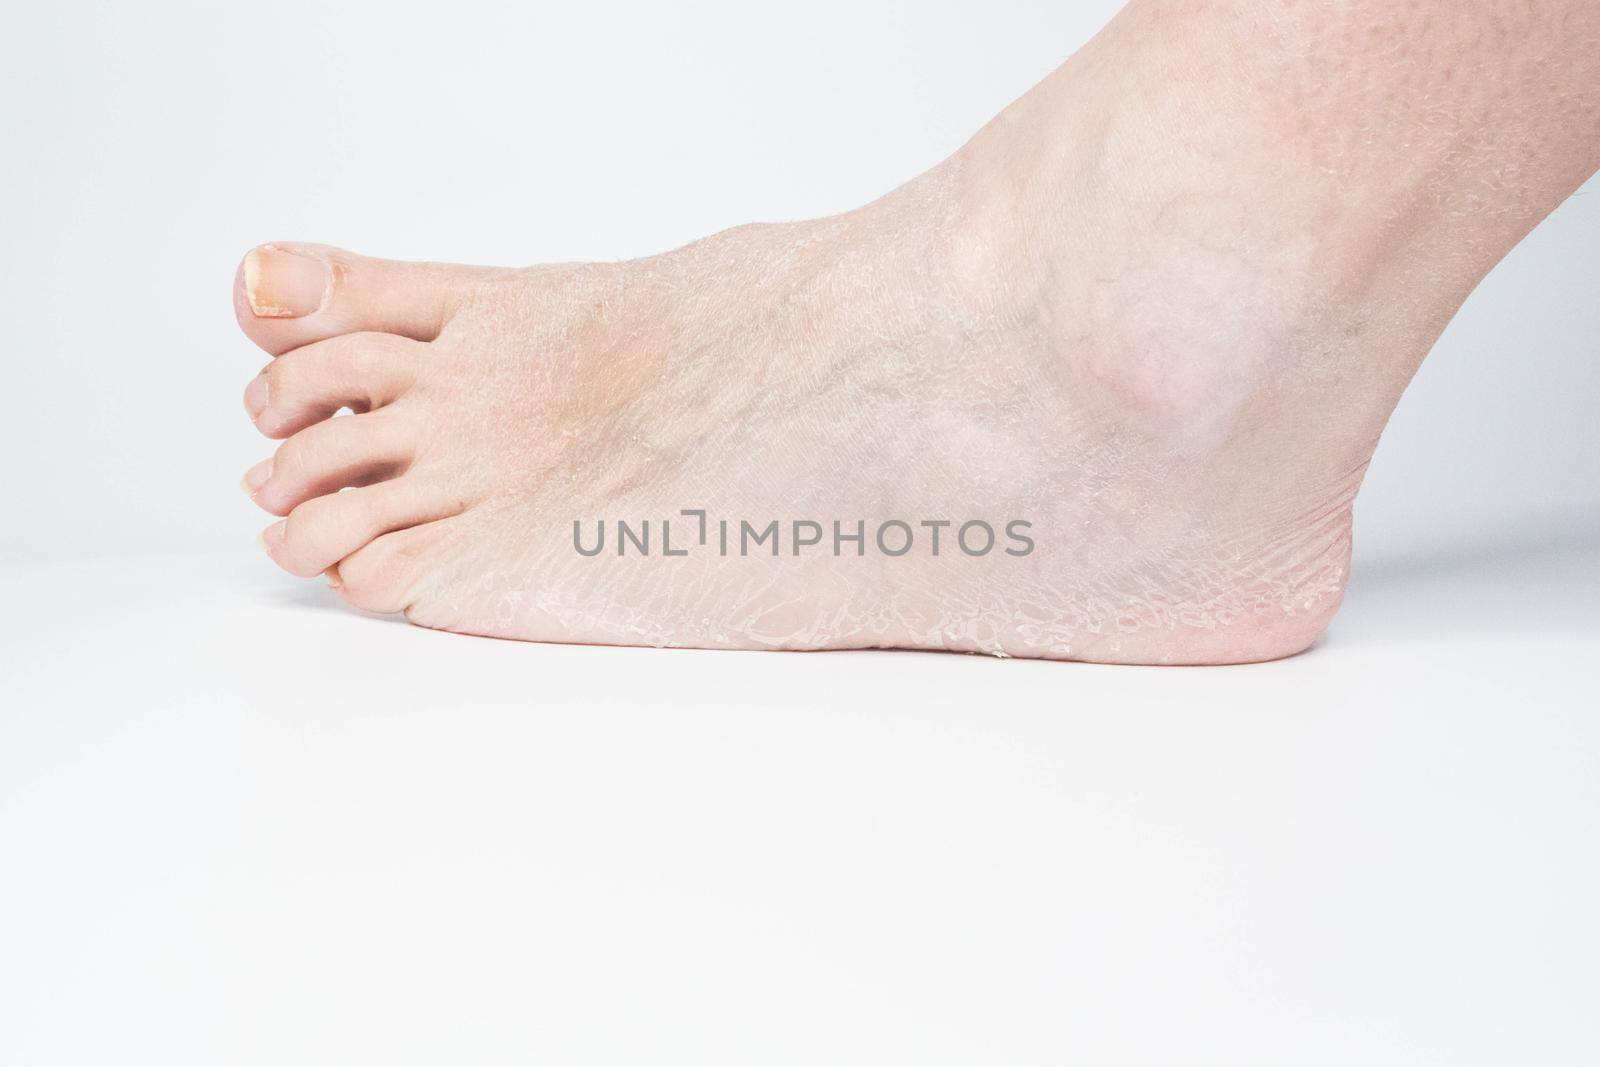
[320,191,1366,665]
[236,0,1600,664]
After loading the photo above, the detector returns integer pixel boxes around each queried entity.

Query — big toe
[233,242,483,356]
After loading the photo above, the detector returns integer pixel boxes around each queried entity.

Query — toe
[245,409,416,516]
[259,478,467,579]
[247,332,423,438]
[330,515,460,614]
[233,242,489,356]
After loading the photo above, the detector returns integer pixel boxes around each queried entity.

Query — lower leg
[956,0,1600,415]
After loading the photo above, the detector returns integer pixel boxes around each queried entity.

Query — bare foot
[234,2,1596,664]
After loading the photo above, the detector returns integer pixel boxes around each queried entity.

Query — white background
[2,2,1597,1064]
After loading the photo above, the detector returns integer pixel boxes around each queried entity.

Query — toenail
[258,519,287,555]
[243,374,269,419]
[324,565,342,590]
[241,458,273,496]
[244,245,328,318]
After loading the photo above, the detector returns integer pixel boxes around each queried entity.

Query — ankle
[930,14,1454,444]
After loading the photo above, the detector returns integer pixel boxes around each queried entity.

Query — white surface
[3,545,1597,1065]
[1,0,1598,565]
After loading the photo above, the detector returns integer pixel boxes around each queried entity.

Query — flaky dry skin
[235,0,1599,664]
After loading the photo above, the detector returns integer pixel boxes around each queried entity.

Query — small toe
[260,479,468,579]
[246,410,416,516]
[233,242,490,356]
[248,331,423,438]
[330,515,462,614]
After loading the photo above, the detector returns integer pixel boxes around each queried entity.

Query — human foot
[233,186,1369,666]
[235,1,1595,665]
